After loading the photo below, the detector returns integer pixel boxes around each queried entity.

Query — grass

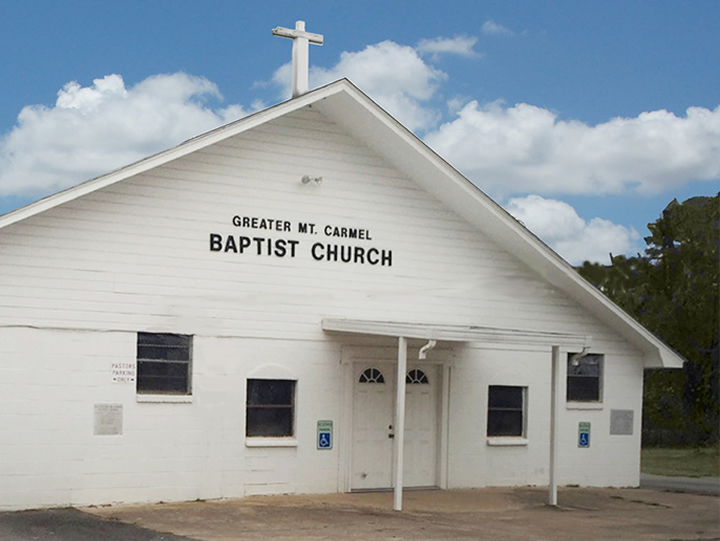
[641,446,720,477]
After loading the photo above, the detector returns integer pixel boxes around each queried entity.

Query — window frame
[245,378,297,439]
[136,332,193,396]
[566,353,604,403]
[486,385,527,439]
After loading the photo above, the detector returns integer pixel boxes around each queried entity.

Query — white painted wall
[0,327,345,509]
[0,107,614,337]
[0,105,644,509]
[446,342,643,490]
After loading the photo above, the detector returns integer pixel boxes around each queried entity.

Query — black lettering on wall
[212,217,390,267]
[252,237,264,255]
[288,240,299,257]
[298,223,316,234]
[224,236,238,253]
[210,234,222,251]
[239,236,252,253]
[367,248,379,265]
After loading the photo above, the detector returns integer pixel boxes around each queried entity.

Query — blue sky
[1,0,718,264]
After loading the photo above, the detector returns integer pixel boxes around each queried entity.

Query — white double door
[351,362,438,490]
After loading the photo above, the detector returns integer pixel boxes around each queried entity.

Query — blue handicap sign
[578,422,591,448]
[318,432,331,448]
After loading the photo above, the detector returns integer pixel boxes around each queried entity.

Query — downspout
[419,339,437,360]
[570,346,592,366]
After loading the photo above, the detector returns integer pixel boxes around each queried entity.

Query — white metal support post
[393,336,408,511]
[271,20,324,97]
[549,345,560,506]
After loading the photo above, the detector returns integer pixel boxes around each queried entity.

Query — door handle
[388,433,394,438]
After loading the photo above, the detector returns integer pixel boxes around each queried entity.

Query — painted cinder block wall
[0,327,643,509]
[0,105,644,510]
[445,341,643,490]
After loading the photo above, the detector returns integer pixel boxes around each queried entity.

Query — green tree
[578,193,719,446]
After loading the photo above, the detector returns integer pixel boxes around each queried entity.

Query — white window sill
[245,437,298,448]
[136,394,193,403]
[566,402,603,410]
[487,437,528,447]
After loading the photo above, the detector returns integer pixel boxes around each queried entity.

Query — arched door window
[406,369,429,384]
[359,367,385,383]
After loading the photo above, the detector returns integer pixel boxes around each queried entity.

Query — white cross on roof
[272,21,324,98]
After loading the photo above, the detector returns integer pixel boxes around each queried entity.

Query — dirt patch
[85,487,720,541]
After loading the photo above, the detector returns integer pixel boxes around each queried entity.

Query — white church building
[0,33,684,510]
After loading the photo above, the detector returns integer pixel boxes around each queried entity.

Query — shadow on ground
[0,507,198,541]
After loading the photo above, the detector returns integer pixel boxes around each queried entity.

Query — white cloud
[482,20,514,36]
[0,73,249,196]
[505,195,641,264]
[417,36,479,58]
[273,40,446,131]
[424,101,720,197]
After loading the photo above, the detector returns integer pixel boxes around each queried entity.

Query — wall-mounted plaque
[94,403,123,436]
[610,410,634,435]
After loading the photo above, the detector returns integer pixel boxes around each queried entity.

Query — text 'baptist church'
[209,215,393,266]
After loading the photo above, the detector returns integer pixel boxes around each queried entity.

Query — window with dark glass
[136,332,192,394]
[487,385,526,437]
[567,353,603,402]
[359,368,385,383]
[246,379,295,437]
[406,369,429,384]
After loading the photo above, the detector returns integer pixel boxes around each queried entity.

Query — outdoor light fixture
[301,175,322,185]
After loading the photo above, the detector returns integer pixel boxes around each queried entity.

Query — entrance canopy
[322,318,591,348]
[323,317,589,511]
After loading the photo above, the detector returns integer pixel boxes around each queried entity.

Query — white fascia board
[322,318,590,348]
[0,80,351,231]
[316,83,685,370]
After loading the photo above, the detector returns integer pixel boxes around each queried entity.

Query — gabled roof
[0,79,684,368]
